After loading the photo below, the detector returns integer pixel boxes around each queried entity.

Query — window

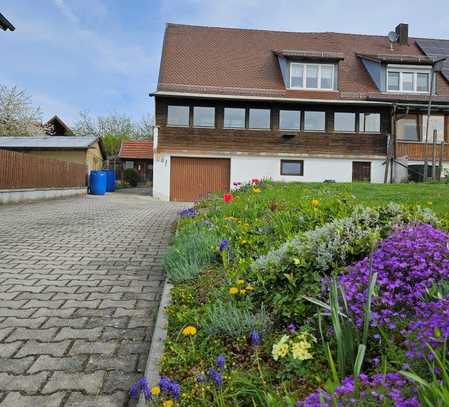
[359,113,381,132]
[224,108,246,128]
[334,112,356,132]
[193,107,215,127]
[387,67,431,93]
[249,109,270,129]
[421,115,445,142]
[279,110,300,130]
[396,115,418,141]
[125,161,134,169]
[167,105,189,126]
[304,111,326,131]
[290,63,335,90]
[281,160,304,176]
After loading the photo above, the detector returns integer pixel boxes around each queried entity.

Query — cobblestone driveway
[0,194,184,406]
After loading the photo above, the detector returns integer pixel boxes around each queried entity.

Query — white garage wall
[152,153,386,201]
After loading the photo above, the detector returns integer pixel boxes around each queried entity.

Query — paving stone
[33,308,76,318]
[6,328,58,342]
[102,371,140,393]
[55,327,102,341]
[64,392,128,407]
[28,355,86,373]
[99,300,136,309]
[102,327,146,341]
[42,370,105,394]
[70,340,117,355]
[0,356,34,374]
[0,342,23,358]
[86,354,138,372]
[85,317,128,329]
[42,317,88,329]
[62,300,100,309]
[0,328,14,341]
[15,340,71,357]
[0,391,65,407]
[0,372,48,391]
[0,317,47,329]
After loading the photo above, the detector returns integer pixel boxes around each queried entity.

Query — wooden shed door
[170,157,230,202]
[352,161,371,182]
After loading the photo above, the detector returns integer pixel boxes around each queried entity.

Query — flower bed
[132,181,449,406]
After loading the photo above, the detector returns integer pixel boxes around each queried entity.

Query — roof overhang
[273,49,344,62]
[357,53,435,65]
[0,13,15,31]
[151,90,392,106]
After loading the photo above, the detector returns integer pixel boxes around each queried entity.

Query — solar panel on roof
[416,39,449,81]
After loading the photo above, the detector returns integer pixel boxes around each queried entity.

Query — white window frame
[386,65,432,94]
[289,63,335,91]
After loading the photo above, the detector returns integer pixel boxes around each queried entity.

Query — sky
[2,0,449,127]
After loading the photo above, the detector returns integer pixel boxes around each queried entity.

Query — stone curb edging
[137,279,173,407]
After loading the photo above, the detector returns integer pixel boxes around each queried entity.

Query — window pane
[167,105,189,126]
[193,107,215,127]
[334,112,356,132]
[320,66,334,89]
[249,109,270,129]
[421,115,445,142]
[291,64,304,88]
[306,65,319,88]
[417,73,429,92]
[402,72,414,91]
[396,116,418,141]
[281,160,303,176]
[388,72,400,91]
[359,113,381,132]
[304,111,325,131]
[279,110,300,130]
[224,108,245,128]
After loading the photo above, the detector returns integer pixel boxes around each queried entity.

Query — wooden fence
[0,149,87,189]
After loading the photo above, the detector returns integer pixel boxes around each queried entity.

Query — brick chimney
[395,23,409,45]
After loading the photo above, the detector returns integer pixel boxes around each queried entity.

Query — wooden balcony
[396,141,449,161]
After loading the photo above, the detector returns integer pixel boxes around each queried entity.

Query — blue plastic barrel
[89,171,107,195]
[105,169,116,192]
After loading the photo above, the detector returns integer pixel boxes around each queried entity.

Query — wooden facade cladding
[396,142,449,161]
[155,97,389,157]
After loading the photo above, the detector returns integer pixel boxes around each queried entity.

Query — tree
[73,111,153,158]
[0,85,52,136]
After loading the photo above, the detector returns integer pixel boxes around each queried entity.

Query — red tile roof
[119,140,153,159]
[157,24,449,101]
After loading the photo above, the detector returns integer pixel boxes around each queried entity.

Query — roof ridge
[166,22,449,42]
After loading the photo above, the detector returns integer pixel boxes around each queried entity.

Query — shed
[118,140,153,184]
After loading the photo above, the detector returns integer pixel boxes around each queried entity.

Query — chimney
[395,23,408,45]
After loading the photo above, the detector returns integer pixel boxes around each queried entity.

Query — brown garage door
[352,161,371,182]
[170,157,230,202]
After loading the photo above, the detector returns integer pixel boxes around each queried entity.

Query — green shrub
[162,225,219,283]
[249,203,438,323]
[203,301,271,338]
[124,168,139,187]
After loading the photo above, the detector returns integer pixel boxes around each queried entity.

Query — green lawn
[297,182,449,216]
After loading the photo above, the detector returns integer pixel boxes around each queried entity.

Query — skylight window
[387,66,431,93]
[290,63,335,90]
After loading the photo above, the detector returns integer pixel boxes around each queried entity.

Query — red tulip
[251,178,260,185]
[223,193,234,202]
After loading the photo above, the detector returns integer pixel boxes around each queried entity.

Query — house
[151,23,449,201]
[118,140,153,184]
[0,136,106,173]
[0,12,15,31]
[45,115,74,136]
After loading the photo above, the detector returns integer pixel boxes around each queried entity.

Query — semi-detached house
[152,23,449,202]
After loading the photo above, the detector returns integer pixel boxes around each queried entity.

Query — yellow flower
[236,279,245,286]
[252,188,261,193]
[310,199,320,207]
[245,285,254,291]
[427,201,433,206]
[272,335,290,361]
[291,341,313,361]
[229,287,239,295]
[182,325,197,336]
[240,239,248,244]
[151,386,161,396]
[163,401,174,407]
[239,289,247,295]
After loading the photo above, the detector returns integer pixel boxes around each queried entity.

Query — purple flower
[216,355,226,369]
[287,323,296,333]
[129,376,151,401]
[196,373,206,383]
[179,207,198,218]
[207,368,223,386]
[219,239,229,252]
[249,329,261,346]
[129,383,139,400]
[169,381,181,400]
[159,376,171,392]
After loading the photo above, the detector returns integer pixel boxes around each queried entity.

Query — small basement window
[193,107,215,128]
[280,159,304,176]
[167,105,189,127]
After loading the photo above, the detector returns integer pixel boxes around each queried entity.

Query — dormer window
[387,65,431,93]
[290,63,335,90]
